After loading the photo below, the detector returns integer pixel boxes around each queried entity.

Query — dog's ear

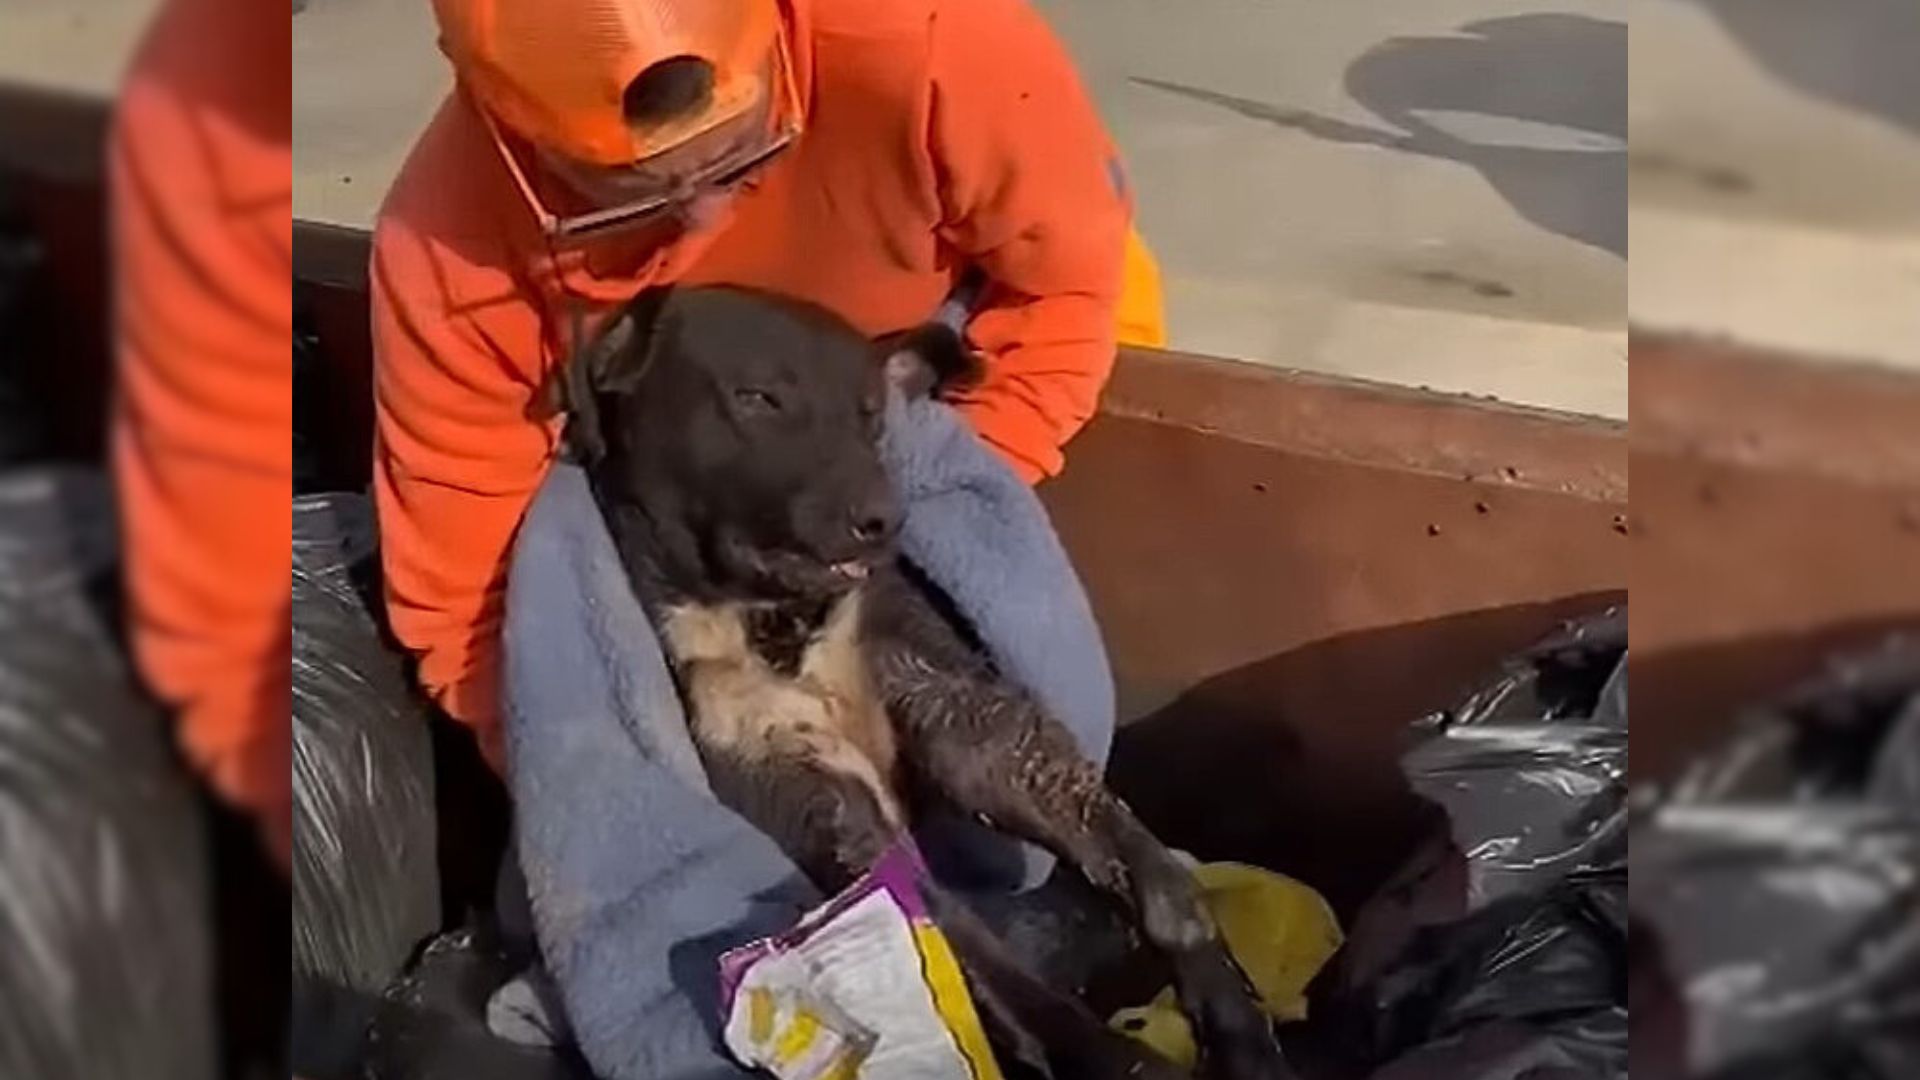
[556,289,672,465]
[879,322,981,400]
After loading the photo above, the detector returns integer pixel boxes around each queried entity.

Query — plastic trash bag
[1324,607,1630,1080]
[1631,637,1920,1080]
[365,927,590,1080]
[292,492,440,1078]
[1357,869,1627,1080]
[1660,636,1920,810]
[1403,606,1628,909]
[0,466,215,1080]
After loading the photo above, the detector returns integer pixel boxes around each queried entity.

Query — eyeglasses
[484,30,802,246]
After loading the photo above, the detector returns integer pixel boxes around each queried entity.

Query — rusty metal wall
[1630,335,1920,784]
[1043,349,1627,911]
[2,173,113,464]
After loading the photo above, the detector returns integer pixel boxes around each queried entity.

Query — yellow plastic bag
[1110,862,1343,1068]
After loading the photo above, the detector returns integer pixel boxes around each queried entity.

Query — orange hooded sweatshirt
[111,0,292,866]
[372,0,1164,769]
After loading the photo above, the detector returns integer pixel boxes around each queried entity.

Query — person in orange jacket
[108,2,291,1075]
[112,0,292,871]
[377,0,1166,771]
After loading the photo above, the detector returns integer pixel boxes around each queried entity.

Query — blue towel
[500,393,1114,1079]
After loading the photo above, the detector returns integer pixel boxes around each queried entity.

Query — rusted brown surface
[0,81,111,185]
[1046,413,1627,728]
[1630,333,1920,784]
[4,173,112,463]
[1630,334,1920,493]
[1042,401,1626,912]
[294,219,374,293]
[1106,346,1628,503]
[299,281,377,490]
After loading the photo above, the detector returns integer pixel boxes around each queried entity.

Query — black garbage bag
[1630,637,1920,1080]
[1659,636,1920,810]
[1323,607,1630,1080]
[365,927,590,1080]
[0,466,215,1080]
[1358,868,1627,1080]
[291,492,440,1078]
[1402,606,1627,910]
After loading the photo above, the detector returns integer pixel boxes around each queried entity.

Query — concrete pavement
[1,0,1632,415]
[1035,0,1627,416]
[0,0,153,98]
[288,0,1640,415]
[1630,0,1920,375]
[38,1,1877,418]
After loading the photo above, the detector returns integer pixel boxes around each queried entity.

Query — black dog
[561,285,1292,1080]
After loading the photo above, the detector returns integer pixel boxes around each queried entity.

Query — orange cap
[433,0,780,166]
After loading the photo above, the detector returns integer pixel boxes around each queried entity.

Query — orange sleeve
[109,0,292,866]
[370,100,558,772]
[926,0,1131,483]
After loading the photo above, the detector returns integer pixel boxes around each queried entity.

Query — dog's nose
[850,514,892,544]
[849,500,899,545]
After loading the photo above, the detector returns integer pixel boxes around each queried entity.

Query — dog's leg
[861,571,1291,1078]
[699,742,901,895]
[876,663,1293,1080]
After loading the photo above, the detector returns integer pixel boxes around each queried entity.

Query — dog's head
[561,285,974,602]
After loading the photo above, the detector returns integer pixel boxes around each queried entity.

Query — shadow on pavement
[1135,13,1626,257]
[1685,0,1920,138]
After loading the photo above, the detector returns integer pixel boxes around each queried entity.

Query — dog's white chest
[660,590,903,825]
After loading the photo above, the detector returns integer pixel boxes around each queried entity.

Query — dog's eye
[732,388,783,416]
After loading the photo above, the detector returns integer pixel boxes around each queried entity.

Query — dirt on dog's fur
[561,285,1292,1080]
